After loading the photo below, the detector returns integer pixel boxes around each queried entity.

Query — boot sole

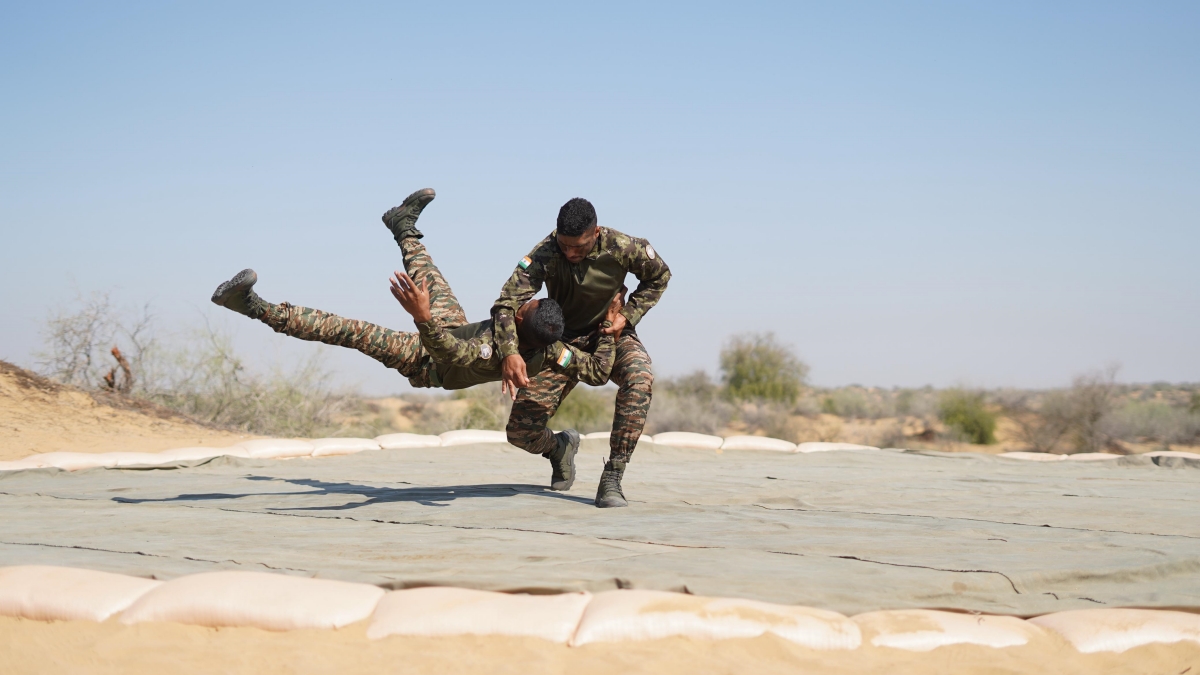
[596,496,628,508]
[550,430,579,491]
[211,269,257,306]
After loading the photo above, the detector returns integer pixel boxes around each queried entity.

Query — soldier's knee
[622,368,653,394]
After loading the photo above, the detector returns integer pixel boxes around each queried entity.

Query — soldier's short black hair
[521,298,564,347]
[557,198,597,237]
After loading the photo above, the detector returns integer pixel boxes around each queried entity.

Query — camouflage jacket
[414,318,616,390]
[491,227,670,357]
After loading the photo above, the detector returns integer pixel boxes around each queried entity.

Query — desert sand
[0,361,252,461]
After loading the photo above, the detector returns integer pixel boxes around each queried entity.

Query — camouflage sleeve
[614,235,671,327]
[545,321,616,386]
[490,234,556,358]
[416,320,488,367]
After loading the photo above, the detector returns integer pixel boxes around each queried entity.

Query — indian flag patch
[556,347,572,368]
[518,256,532,270]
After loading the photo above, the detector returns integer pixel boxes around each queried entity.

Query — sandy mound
[0,361,251,461]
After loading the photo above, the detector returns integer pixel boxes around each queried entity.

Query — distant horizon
[3,2,1197,396]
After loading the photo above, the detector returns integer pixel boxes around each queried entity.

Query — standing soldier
[210,190,620,492]
[493,198,671,508]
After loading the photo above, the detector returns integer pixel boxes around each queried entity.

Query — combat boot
[210,269,269,319]
[382,188,436,242]
[594,459,628,508]
[543,429,580,491]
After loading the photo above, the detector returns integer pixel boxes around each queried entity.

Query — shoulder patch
[646,244,656,260]
[479,343,492,360]
[518,256,532,270]
[555,346,573,368]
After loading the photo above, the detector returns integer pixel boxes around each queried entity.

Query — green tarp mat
[1,441,1197,616]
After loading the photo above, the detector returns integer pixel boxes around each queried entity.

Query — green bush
[720,333,808,405]
[938,390,996,444]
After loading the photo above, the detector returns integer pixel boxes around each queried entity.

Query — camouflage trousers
[257,238,465,387]
[507,333,653,463]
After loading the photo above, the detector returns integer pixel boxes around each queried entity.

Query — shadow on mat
[112,476,595,508]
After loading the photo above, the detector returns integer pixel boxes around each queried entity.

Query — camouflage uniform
[492,227,670,462]
[258,237,616,388]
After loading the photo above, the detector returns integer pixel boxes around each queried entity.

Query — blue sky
[1,1,1197,395]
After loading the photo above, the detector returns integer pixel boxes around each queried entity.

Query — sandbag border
[2,430,1196,473]
[0,565,1197,654]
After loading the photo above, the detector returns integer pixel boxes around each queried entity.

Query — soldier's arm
[546,321,617,386]
[617,236,671,327]
[415,320,487,367]
[491,234,555,358]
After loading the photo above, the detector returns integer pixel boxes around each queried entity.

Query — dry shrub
[646,371,733,435]
[551,385,615,433]
[37,296,369,438]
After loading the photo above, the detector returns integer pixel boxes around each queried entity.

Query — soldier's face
[514,298,539,330]
[557,224,598,264]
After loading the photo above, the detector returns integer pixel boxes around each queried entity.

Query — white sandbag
[120,571,385,631]
[1029,608,1200,653]
[650,432,724,450]
[367,587,591,642]
[375,433,442,449]
[439,429,510,446]
[1143,450,1200,460]
[570,590,860,649]
[0,565,162,622]
[720,435,797,452]
[106,452,180,467]
[853,609,1044,651]
[310,438,382,457]
[23,452,119,471]
[998,452,1066,462]
[0,457,51,472]
[237,439,315,459]
[795,442,880,453]
[1066,453,1122,461]
[584,431,613,440]
[158,446,250,461]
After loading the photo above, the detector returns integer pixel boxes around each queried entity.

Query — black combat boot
[594,459,628,508]
[210,269,269,319]
[543,429,580,491]
[382,188,436,242]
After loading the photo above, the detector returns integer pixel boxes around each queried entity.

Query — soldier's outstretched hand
[390,271,433,324]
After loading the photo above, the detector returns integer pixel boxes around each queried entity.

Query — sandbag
[650,432,724,450]
[1029,608,1200,653]
[1144,450,1200,460]
[583,431,613,440]
[120,571,384,631]
[439,430,509,446]
[0,565,162,622]
[998,452,1066,462]
[310,438,382,457]
[158,446,250,461]
[367,587,591,642]
[106,452,180,467]
[570,590,860,649]
[375,433,442,449]
[720,435,797,452]
[0,457,51,472]
[237,439,315,459]
[795,442,880,453]
[23,452,119,471]
[1066,453,1122,462]
[853,609,1044,651]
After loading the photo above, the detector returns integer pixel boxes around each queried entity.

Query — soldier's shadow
[113,475,595,509]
